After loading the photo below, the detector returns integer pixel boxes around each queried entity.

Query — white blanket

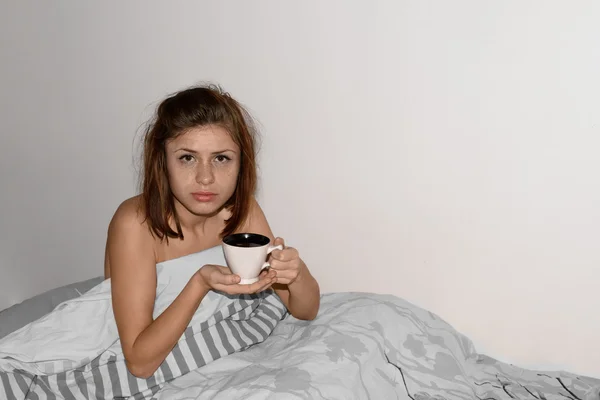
[0,245,287,399]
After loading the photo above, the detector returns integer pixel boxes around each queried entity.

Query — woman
[103,84,320,379]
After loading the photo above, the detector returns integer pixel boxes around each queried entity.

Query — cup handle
[261,244,283,271]
[267,244,283,254]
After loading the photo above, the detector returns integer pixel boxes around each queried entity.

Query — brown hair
[139,84,258,241]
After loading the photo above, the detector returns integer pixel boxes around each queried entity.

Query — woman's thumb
[218,272,240,285]
[273,237,285,247]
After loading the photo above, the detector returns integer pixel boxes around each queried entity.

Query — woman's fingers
[215,272,276,294]
[247,277,273,293]
[271,247,298,263]
[258,270,270,279]
[203,264,279,294]
[245,270,277,292]
[268,257,301,275]
[270,237,289,260]
[202,264,239,286]
[272,271,294,285]
[225,274,242,285]
[273,237,285,248]
[214,265,234,274]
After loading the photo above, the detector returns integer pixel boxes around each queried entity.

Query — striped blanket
[0,246,287,399]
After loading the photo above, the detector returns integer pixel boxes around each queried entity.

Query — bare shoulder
[105,195,155,278]
[109,196,147,232]
[107,195,155,254]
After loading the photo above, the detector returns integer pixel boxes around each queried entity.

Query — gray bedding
[2,285,598,399]
[0,276,103,340]
[156,292,599,400]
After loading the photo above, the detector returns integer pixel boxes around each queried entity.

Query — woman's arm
[267,238,321,321]
[108,199,275,378]
[243,198,321,320]
[107,200,209,379]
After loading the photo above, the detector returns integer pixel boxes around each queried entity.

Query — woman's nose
[195,163,215,185]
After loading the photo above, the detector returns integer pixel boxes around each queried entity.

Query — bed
[1,246,598,400]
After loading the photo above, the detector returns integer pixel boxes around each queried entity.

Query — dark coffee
[229,242,262,248]
[223,233,270,248]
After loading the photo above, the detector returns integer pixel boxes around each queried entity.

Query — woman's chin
[188,202,224,217]
[173,195,227,219]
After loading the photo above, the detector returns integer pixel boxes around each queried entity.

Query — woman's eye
[179,154,194,163]
[215,155,231,163]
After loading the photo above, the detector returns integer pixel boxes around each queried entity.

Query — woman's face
[165,124,241,219]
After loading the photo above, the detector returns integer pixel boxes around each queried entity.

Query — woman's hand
[268,237,306,285]
[196,264,276,294]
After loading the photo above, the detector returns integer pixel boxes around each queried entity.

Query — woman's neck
[172,200,221,238]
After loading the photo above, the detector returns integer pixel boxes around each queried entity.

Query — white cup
[222,233,283,284]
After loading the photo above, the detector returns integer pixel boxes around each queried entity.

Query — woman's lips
[192,192,217,202]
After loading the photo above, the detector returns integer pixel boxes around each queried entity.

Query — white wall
[1,1,598,378]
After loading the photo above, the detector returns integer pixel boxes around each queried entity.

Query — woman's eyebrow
[174,147,197,153]
[174,148,237,154]
[211,149,237,154]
